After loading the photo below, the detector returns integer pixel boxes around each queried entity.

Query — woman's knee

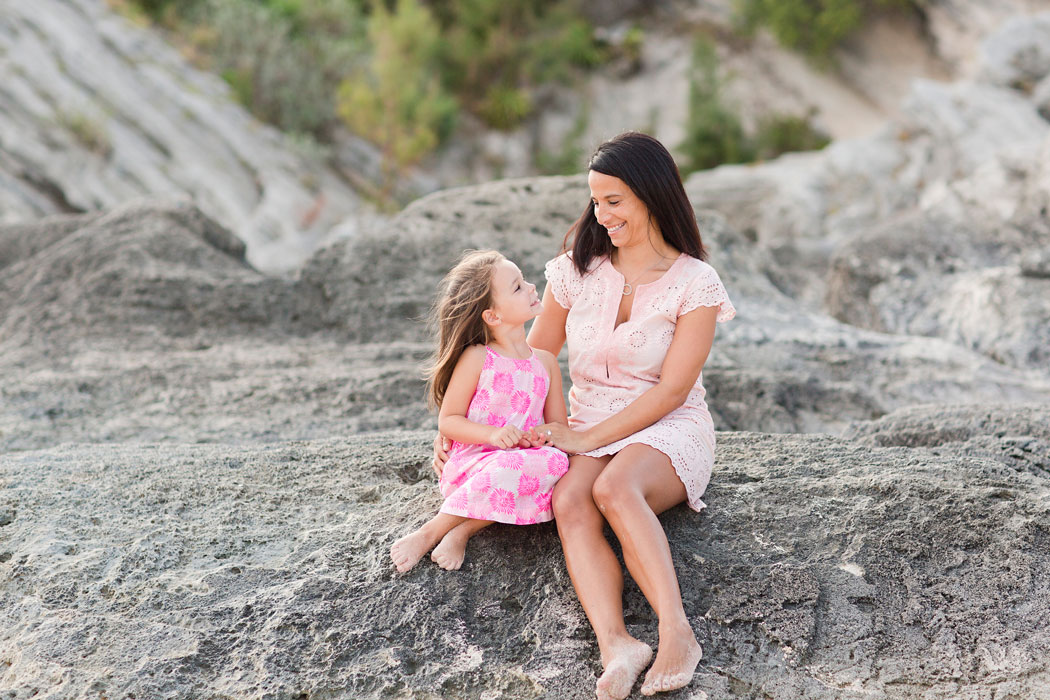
[591,470,642,515]
[552,480,602,529]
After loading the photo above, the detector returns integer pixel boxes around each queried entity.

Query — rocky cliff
[3,8,1050,700]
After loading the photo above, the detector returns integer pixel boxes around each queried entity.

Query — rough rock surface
[2,417,1049,699]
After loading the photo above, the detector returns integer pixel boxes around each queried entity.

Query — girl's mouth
[607,222,625,234]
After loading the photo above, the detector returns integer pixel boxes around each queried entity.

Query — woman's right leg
[552,454,652,700]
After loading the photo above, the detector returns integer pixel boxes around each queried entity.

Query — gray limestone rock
[2,411,1049,698]
[0,0,374,273]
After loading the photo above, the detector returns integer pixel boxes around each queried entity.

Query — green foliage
[536,105,588,176]
[735,0,914,61]
[337,0,458,205]
[431,0,604,129]
[679,39,753,173]
[752,113,830,160]
[56,109,112,157]
[679,38,829,175]
[477,85,533,130]
[199,0,366,137]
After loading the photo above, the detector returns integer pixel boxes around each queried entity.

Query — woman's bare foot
[390,528,442,573]
[596,637,653,700]
[431,529,469,570]
[639,621,702,696]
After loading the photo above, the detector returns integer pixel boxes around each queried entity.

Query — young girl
[390,250,570,573]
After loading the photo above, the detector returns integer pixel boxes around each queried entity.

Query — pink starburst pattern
[534,491,552,514]
[517,474,540,496]
[489,488,517,514]
[547,451,568,476]
[446,488,469,512]
[532,374,547,398]
[510,390,531,414]
[471,471,491,493]
[492,371,514,394]
[498,450,524,469]
[470,388,491,413]
[514,358,533,372]
[482,351,496,370]
[486,411,507,428]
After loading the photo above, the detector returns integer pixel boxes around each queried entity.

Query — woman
[437,132,734,698]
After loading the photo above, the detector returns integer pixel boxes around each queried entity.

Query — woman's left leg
[590,443,702,696]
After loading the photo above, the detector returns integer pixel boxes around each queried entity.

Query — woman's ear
[482,308,501,326]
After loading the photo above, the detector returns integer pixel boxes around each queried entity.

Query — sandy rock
[0,200,328,349]
[2,409,1049,698]
[298,176,588,344]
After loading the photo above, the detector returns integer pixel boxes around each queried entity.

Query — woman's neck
[488,324,532,358]
[613,236,677,269]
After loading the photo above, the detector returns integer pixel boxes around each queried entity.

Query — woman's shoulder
[677,255,719,278]
[546,251,607,276]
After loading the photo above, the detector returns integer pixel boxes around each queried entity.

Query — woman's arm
[541,305,719,454]
[527,285,568,356]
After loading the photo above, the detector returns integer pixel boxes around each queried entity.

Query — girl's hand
[489,425,525,449]
[432,433,451,475]
[535,423,592,455]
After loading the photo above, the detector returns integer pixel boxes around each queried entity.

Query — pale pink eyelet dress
[544,252,735,511]
[438,346,570,525]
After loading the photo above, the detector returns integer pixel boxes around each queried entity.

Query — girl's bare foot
[639,621,702,696]
[390,529,441,573]
[431,529,468,570]
[596,637,653,700]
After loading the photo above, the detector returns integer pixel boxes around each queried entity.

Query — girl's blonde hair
[424,249,505,410]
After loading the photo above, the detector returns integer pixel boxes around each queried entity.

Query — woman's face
[588,170,653,249]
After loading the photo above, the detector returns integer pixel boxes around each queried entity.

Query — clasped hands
[432,423,591,475]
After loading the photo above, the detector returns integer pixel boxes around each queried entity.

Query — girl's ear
[482,308,500,326]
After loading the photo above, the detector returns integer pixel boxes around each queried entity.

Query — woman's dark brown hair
[564,131,706,274]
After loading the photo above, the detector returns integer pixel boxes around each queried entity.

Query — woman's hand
[534,423,593,455]
[432,433,451,476]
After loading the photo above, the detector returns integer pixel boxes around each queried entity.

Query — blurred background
[5,0,1041,272]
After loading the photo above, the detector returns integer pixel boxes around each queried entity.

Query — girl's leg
[590,444,700,696]
[390,512,468,573]
[431,518,492,570]
[552,455,652,700]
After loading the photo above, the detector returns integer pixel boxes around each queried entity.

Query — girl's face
[588,170,655,249]
[488,260,542,327]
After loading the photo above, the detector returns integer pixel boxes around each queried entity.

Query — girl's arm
[540,305,719,454]
[438,346,523,448]
[535,349,568,425]
[527,285,568,356]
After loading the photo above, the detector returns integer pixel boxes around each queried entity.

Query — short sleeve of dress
[679,263,736,323]
[543,253,583,310]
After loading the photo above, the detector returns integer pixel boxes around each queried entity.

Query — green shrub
[752,113,830,160]
[337,0,458,205]
[735,0,915,62]
[477,85,533,130]
[431,0,603,128]
[56,109,112,156]
[679,39,753,173]
[680,38,830,174]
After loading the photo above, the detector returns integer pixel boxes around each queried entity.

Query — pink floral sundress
[438,346,569,524]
